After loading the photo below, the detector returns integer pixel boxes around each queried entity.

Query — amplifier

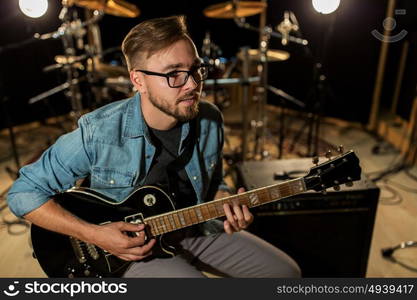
[236,157,380,277]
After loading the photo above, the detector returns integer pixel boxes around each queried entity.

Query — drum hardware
[29,77,86,105]
[230,3,308,160]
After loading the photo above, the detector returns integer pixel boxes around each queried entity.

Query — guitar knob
[312,156,319,165]
[345,181,353,187]
[333,185,340,191]
[325,150,332,160]
[321,189,327,195]
[337,145,344,154]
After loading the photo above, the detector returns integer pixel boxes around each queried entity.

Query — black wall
[1,0,413,128]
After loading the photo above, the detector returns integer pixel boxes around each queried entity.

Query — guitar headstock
[304,149,361,192]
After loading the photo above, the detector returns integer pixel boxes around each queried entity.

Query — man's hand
[91,222,156,261]
[222,187,254,234]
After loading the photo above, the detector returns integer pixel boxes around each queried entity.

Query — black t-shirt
[144,123,197,209]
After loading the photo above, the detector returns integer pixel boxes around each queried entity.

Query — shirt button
[193,176,198,180]
[210,163,215,168]
[109,179,115,184]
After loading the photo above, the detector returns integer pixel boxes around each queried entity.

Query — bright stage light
[312,0,340,14]
[19,0,48,18]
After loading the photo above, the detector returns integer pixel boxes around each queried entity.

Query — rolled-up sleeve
[7,117,93,217]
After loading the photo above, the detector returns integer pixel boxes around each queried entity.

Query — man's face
[139,38,203,122]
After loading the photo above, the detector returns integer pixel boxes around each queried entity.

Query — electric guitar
[31,150,361,277]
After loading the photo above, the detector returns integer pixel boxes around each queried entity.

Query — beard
[148,91,200,122]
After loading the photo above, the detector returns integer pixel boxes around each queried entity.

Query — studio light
[312,0,340,15]
[19,0,48,18]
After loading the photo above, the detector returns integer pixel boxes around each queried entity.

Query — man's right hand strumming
[91,222,156,261]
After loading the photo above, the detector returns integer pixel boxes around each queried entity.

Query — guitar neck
[145,177,306,237]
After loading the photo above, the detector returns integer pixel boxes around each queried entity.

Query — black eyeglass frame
[134,64,208,88]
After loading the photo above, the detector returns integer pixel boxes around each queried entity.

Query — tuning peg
[337,145,344,154]
[325,150,332,160]
[312,156,319,165]
[333,185,340,191]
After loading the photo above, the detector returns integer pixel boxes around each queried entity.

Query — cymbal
[238,49,290,62]
[203,1,266,19]
[73,0,140,18]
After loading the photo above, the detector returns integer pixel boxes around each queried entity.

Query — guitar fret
[173,213,181,228]
[238,195,250,207]
[148,219,159,236]
[183,210,191,226]
[188,209,198,224]
[163,215,171,232]
[208,202,217,218]
[215,201,224,216]
[269,186,281,200]
[195,207,204,222]
[201,205,210,220]
[178,212,186,227]
[260,189,271,204]
[157,218,166,233]
[168,214,176,231]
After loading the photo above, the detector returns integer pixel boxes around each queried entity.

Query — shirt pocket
[90,167,135,189]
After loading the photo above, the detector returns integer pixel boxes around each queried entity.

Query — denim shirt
[7,93,230,217]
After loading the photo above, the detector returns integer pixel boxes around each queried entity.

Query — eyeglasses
[135,65,208,88]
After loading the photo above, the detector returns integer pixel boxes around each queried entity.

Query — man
[7,16,300,277]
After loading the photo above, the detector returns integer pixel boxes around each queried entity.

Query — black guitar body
[31,186,177,278]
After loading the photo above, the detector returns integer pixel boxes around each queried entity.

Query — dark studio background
[1,0,417,129]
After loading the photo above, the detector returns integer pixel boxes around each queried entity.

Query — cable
[376,182,403,205]
[381,241,417,273]
[404,168,417,182]
[385,179,417,194]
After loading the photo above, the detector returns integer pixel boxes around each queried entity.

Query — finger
[118,222,145,232]
[223,220,233,235]
[242,205,254,225]
[231,204,246,229]
[122,238,156,258]
[237,187,246,194]
[223,203,239,232]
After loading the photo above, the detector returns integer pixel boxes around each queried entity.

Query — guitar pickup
[124,213,145,225]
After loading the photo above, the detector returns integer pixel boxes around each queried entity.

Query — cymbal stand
[240,47,250,161]
[234,17,307,160]
[253,26,271,159]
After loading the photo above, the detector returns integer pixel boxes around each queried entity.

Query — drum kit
[29,0,308,159]
[202,0,308,160]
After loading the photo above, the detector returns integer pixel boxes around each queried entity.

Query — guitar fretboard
[145,178,306,237]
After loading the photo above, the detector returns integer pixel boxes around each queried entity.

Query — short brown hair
[122,15,190,70]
